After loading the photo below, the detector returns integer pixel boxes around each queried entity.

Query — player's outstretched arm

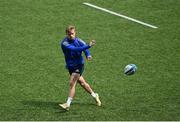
[62,42,90,51]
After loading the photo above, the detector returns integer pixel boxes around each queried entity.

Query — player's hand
[89,40,96,47]
[87,56,92,61]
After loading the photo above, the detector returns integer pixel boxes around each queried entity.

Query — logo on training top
[63,41,70,46]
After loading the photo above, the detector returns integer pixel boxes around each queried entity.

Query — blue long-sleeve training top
[61,37,91,68]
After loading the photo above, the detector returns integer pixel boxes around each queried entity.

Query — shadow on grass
[21,100,67,113]
[21,100,98,113]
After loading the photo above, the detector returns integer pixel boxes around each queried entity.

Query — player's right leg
[59,73,80,110]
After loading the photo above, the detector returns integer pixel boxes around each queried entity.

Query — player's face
[67,29,76,40]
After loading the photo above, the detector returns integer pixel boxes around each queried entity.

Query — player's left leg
[78,76,92,94]
[78,76,101,106]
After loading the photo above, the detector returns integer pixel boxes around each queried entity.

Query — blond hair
[66,25,75,34]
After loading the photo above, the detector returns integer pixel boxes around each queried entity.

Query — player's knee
[80,82,85,86]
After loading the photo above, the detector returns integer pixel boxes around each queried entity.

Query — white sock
[66,97,73,106]
[91,92,97,98]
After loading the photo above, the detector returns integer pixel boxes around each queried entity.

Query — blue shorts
[67,64,84,76]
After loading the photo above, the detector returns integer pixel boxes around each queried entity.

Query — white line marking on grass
[83,2,158,29]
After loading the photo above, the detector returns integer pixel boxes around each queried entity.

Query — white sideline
[83,2,158,29]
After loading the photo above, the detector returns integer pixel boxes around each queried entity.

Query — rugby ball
[124,64,137,75]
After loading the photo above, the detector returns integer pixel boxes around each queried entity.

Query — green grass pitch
[1,0,180,120]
